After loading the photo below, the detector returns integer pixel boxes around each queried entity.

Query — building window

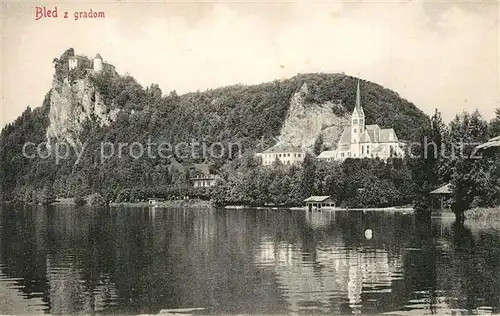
[362,146,364,154]
[288,153,290,157]
[367,145,370,154]
[353,119,358,124]
[354,128,357,133]
[279,154,282,157]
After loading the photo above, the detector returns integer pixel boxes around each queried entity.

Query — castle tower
[93,53,103,73]
[350,79,365,157]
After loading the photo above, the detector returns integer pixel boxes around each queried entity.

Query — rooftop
[68,55,88,60]
[430,183,452,195]
[262,143,303,154]
[317,150,336,159]
[304,195,333,202]
[476,135,500,150]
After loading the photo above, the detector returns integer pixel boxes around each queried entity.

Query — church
[317,80,405,162]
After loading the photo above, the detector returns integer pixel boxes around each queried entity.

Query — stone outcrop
[276,83,350,151]
[46,76,119,148]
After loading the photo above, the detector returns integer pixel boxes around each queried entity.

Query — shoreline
[110,199,212,208]
[223,205,414,212]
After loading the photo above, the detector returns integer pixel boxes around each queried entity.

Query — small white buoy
[365,229,373,240]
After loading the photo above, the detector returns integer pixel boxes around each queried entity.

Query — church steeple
[351,78,365,144]
[353,79,364,116]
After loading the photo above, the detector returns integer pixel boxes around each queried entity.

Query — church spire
[354,79,364,116]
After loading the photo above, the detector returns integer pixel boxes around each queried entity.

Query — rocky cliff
[276,83,349,150]
[46,72,119,148]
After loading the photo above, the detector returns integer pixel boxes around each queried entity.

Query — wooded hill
[0,49,429,202]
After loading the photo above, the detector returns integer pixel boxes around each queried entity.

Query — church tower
[350,79,365,157]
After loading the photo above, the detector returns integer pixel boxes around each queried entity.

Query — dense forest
[208,107,500,213]
[1,49,499,215]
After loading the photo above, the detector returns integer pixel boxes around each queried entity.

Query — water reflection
[0,205,499,315]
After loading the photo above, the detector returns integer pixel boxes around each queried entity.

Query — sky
[1,0,499,128]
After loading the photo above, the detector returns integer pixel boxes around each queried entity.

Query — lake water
[1,205,499,315]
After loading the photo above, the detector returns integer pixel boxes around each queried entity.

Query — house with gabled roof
[256,143,305,166]
[317,80,405,162]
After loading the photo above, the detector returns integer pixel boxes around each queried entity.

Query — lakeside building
[430,183,452,210]
[256,143,306,166]
[317,80,405,162]
[191,175,217,188]
[304,195,336,211]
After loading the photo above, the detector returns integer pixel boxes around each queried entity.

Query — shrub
[87,193,106,206]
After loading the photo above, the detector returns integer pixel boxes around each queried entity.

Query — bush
[74,194,86,206]
[87,193,106,206]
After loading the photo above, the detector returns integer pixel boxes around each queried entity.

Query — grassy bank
[464,207,500,231]
[465,207,500,222]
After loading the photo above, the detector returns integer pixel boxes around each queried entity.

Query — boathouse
[148,198,165,206]
[430,183,452,210]
[304,196,336,211]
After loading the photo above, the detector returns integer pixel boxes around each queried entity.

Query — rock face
[46,77,119,148]
[276,83,350,151]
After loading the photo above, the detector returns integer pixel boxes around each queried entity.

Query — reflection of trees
[256,210,411,314]
[0,205,51,311]
[2,205,500,315]
[436,223,500,314]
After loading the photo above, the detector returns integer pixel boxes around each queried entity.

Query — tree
[448,111,489,222]
[313,134,324,156]
[40,182,56,206]
[87,193,106,206]
[410,109,446,212]
[489,108,500,138]
[299,153,316,199]
[74,185,87,206]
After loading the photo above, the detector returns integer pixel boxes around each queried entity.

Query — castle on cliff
[68,53,113,74]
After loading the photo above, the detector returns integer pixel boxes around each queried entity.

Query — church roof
[365,125,380,142]
[262,143,303,154]
[379,128,398,142]
[338,128,352,145]
[360,129,372,143]
[94,53,103,60]
[337,125,399,146]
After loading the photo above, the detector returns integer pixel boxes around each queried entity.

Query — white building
[68,53,104,73]
[318,80,405,162]
[191,175,217,188]
[256,144,305,166]
[68,55,88,70]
